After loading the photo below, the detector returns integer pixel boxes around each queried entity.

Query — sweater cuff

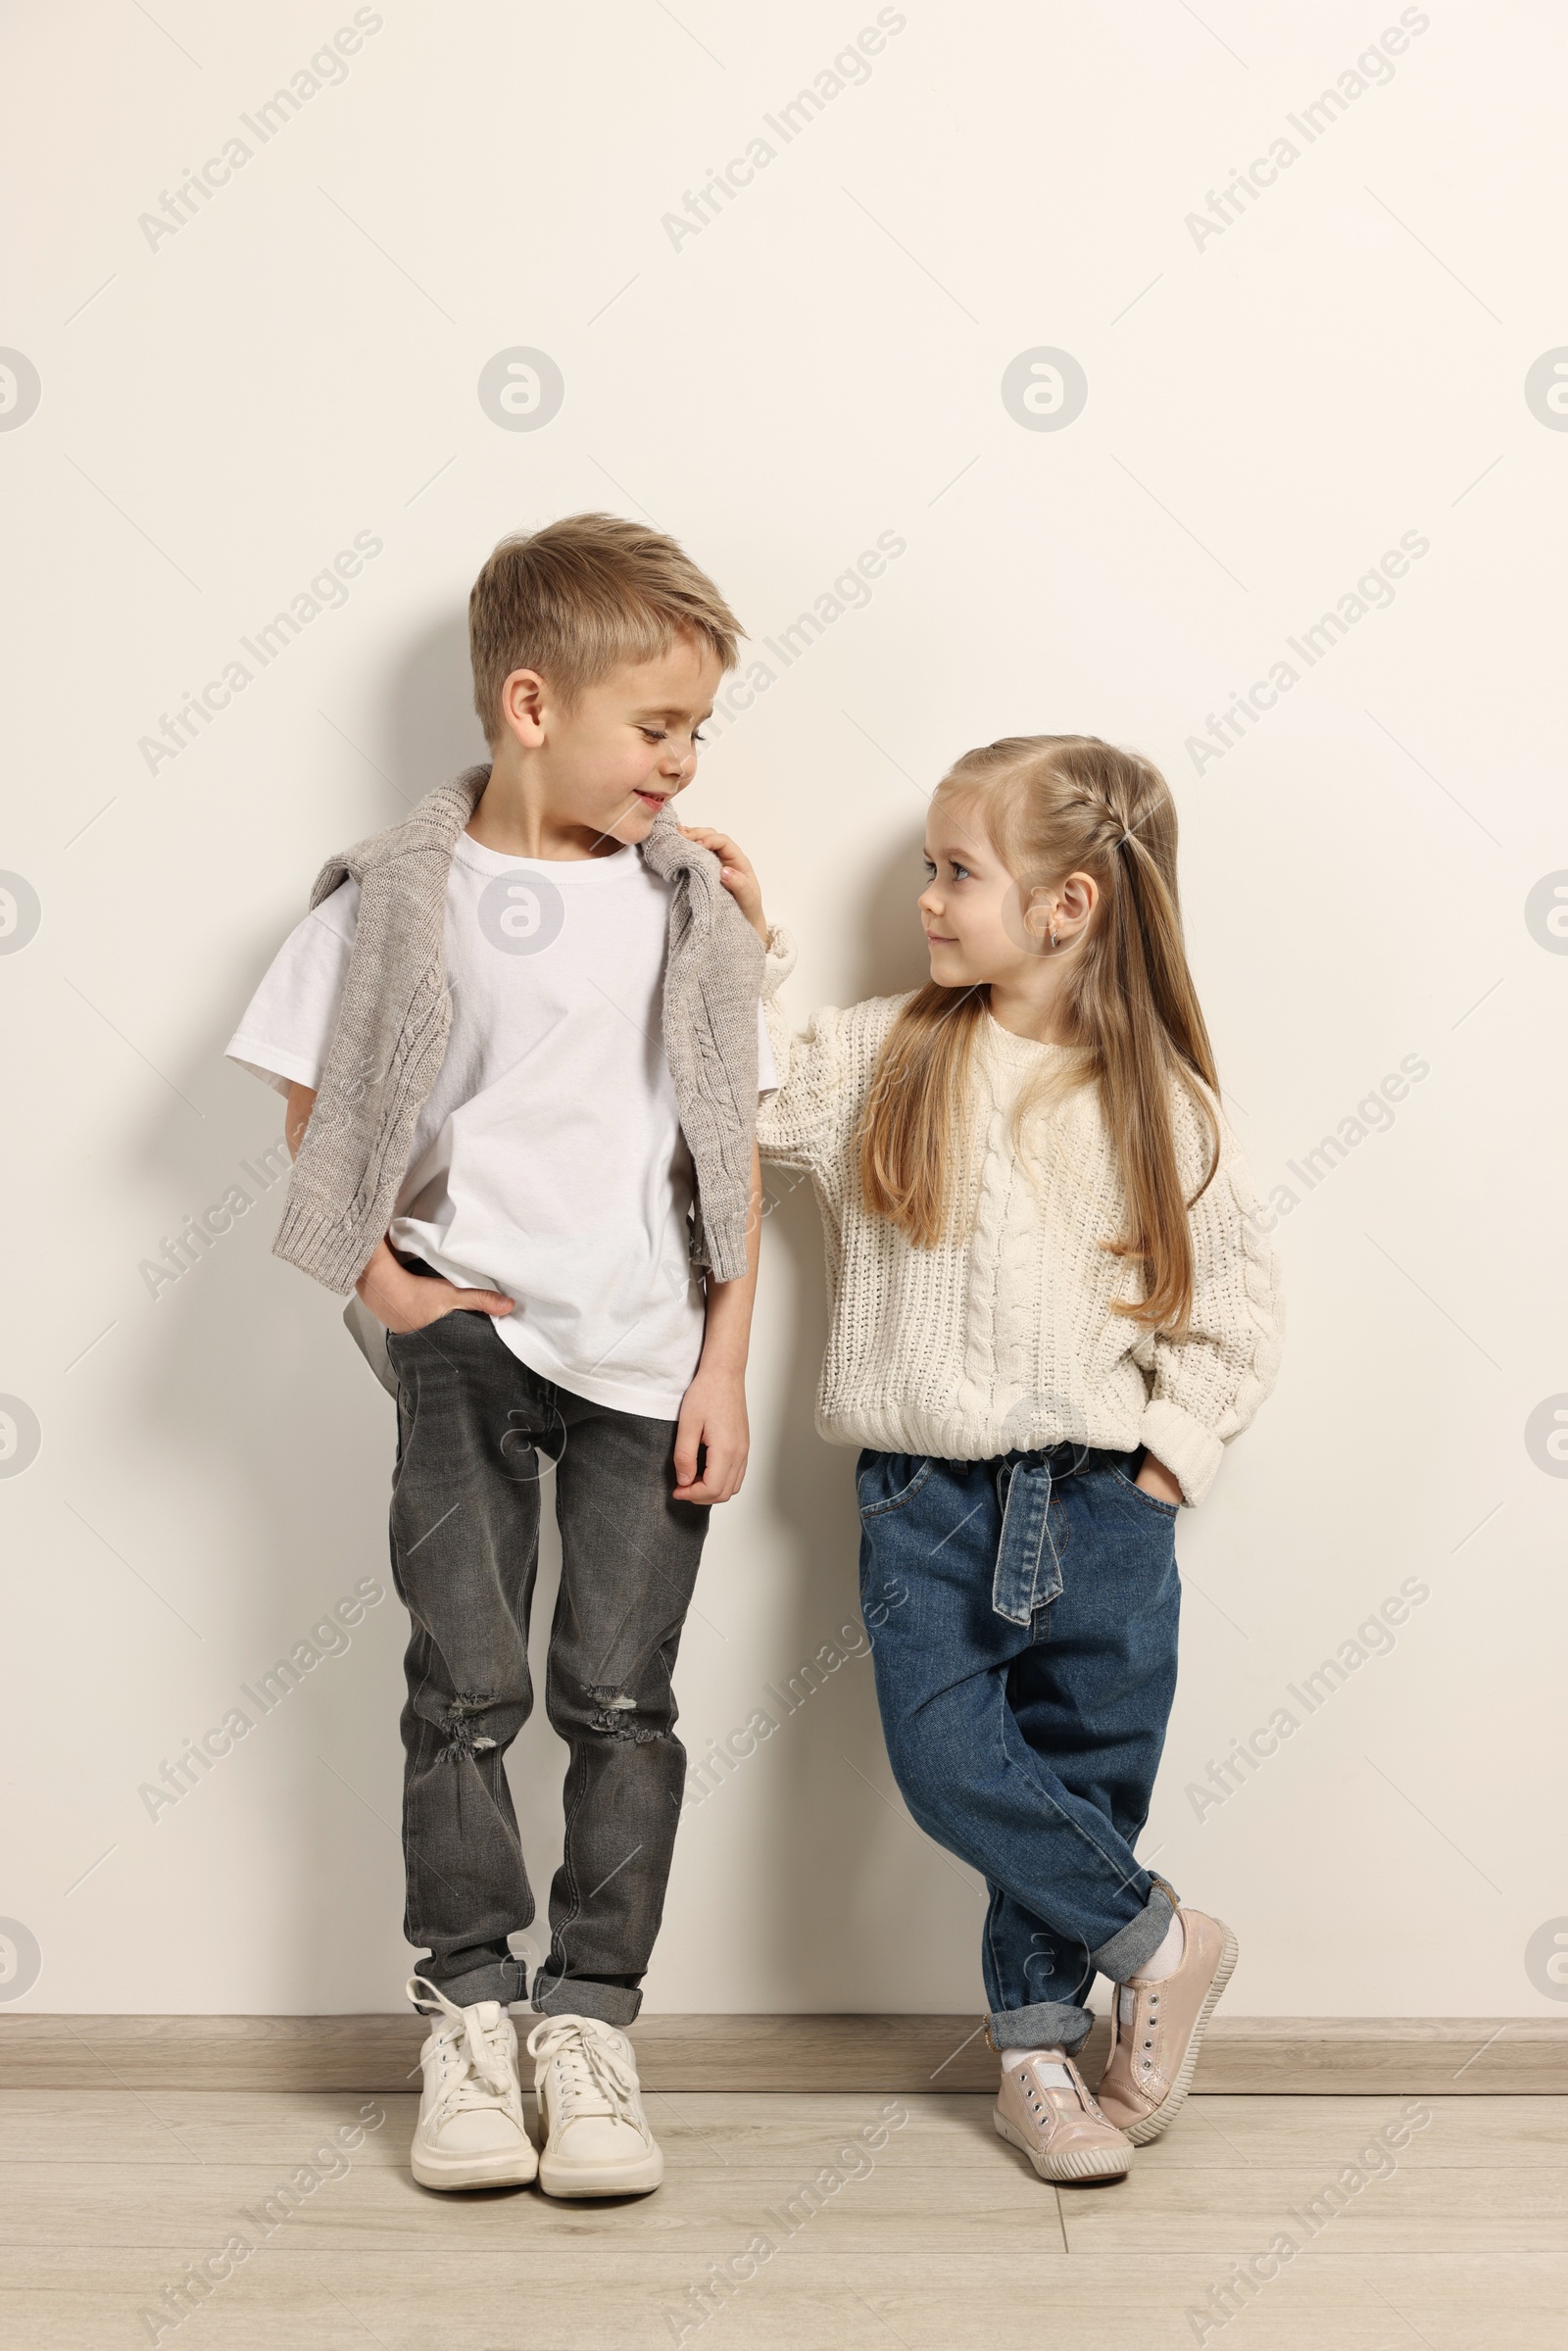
[271,1192,377,1298]
[760,923,797,1000]
[1139,1398,1225,1507]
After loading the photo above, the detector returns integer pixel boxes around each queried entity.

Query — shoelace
[408,1975,517,2124]
[526,2015,642,2128]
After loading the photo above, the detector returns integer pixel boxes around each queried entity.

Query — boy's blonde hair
[468,512,743,739]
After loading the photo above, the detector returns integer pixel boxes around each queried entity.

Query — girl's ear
[1057,871,1100,938]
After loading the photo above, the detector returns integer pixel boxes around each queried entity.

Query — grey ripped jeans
[386,1289,709,2023]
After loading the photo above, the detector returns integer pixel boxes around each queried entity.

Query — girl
[685,733,1283,2185]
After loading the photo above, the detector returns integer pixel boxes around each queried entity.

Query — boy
[224,514,788,2196]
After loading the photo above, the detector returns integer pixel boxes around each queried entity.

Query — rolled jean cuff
[1091,1879,1179,1985]
[988,2000,1094,2057]
[530,1975,642,2030]
[412,1951,527,2011]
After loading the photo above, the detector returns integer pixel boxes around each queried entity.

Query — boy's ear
[498,666,547,747]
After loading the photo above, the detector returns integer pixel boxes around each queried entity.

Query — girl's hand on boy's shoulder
[678,823,769,943]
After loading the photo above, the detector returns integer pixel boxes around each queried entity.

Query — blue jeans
[857,1443,1183,2054]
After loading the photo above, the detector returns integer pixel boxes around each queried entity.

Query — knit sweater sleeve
[1137,1089,1285,1507]
[757,994,851,1177]
[757,958,905,1183]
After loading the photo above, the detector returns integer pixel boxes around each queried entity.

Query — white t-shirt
[226,832,775,1418]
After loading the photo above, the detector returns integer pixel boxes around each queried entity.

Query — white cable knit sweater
[758,935,1283,1504]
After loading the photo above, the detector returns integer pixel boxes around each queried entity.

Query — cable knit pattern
[759,976,1283,1503]
[270,774,764,1294]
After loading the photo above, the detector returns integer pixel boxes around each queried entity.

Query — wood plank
[2,2012,1565,2093]
[0,2143,1069,2258]
[1155,2093,1568,2170]
[5,2246,1568,2351]
[7,2085,1561,2172]
[1054,2163,1568,2256]
[0,2087,947,2171]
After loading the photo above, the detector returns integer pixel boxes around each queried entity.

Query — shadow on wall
[114,1029,409,2010]
[122,646,951,2011]
[379,611,489,808]
[848,825,934,1004]
[749,821,988,2005]
[108,606,490,2011]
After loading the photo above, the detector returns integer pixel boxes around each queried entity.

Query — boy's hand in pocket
[355,1235,514,1334]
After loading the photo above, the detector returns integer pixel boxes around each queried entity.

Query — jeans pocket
[1109,1462,1180,1520]
[856,1451,935,1519]
[388,1305,472,1350]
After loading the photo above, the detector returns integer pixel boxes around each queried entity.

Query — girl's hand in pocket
[1135,1451,1182,1507]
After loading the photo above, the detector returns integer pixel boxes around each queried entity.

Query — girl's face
[919,789,1099,993]
[919,794,1039,987]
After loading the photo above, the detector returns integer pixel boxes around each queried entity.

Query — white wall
[3,0,1565,2020]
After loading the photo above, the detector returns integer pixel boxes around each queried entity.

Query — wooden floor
[4,2087,1565,2348]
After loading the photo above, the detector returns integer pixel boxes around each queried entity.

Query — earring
[1049,924,1060,950]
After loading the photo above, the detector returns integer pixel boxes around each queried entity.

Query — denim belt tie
[991,1445,1089,1626]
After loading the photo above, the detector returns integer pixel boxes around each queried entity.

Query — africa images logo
[477,871,566,955]
[1524,872,1568,953]
[1524,349,1568,430]
[1525,1920,1568,2001]
[1001,349,1088,432]
[0,1396,42,1478]
[0,873,42,954]
[1523,1396,1568,1478]
[477,349,565,431]
[0,350,41,431]
[0,1920,42,2002]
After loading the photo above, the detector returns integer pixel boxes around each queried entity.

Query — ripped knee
[436,1691,502,1763]
[585,1684,663,1743]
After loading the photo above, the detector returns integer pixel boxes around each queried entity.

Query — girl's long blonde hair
[857,735,1220,1333]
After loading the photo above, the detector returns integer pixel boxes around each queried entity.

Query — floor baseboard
[3,2013,1563,2094]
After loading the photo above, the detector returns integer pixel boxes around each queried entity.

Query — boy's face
[500,634,723,851]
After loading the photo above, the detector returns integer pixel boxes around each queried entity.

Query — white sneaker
[526,2012,663,2197]
[406,1975,538,2191]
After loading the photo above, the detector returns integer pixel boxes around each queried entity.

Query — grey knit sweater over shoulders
[271,764,764,1295]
